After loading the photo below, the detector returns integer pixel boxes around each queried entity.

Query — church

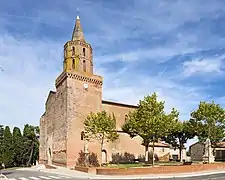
[39,16,177,168]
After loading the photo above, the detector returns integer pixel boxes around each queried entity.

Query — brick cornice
[55,71,103,88]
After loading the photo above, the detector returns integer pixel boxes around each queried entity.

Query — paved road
[0,169,73,180]
[1,170,225,180]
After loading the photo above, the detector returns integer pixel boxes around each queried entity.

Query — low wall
[52,160,67,167]
[96,163,225,175]
[75,166,96,174]
[45,164,57,169]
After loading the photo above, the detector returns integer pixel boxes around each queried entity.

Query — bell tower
[55,16,103,168]
[63,16,93,74]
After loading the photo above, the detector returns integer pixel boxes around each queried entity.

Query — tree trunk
[145,145,149,162]
[179,139,183,162]
[179,146,182,162]
[152,141,155,167]
[100,134,104,167]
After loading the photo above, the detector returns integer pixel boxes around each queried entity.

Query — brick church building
[39,16,172,168]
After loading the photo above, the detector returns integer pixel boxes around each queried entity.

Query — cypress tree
[3,126,13,167]
[22,125,39,166]
[0,125,4,165]
[12,127,23,166]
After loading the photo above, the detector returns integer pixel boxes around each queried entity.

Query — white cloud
[0,34,62,129]
[182,55,225,77]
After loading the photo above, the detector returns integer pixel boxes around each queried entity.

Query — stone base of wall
[39,160,47,165]
[45,164,57,169]
[75,166,96,174]
[52,161,67,167]
[74,163,225,175]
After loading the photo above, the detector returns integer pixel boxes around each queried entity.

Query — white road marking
[48,176,61,179]
[19,178,29,180]
[58,175,72,179]
[8,179,16,180]
[39,176,52,179]
[29,177,41,180]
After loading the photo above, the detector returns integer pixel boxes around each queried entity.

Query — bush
[76,150,86,167]
[88,152,100,167]
[111,152,135,164]
[76,150,100,167]
[138,152,159,163]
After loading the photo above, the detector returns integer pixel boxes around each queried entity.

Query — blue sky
[1,0,225,147]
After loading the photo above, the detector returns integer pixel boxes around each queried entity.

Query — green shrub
[111,152,135,164]
[138,152,159,163]
[76,150,100,167]
[88,152,100,167]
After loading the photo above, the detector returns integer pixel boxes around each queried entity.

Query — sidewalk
[17,165,225,179]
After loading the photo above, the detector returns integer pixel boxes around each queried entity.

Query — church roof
[148,142,170,148]
[45,90,56,105]
[102,100,138,108]
[72,15,85,41]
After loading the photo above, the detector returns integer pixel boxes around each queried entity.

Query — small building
[169,147,187,161]
[190,141,225,161]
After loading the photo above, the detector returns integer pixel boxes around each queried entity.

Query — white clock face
[84,83,88,89]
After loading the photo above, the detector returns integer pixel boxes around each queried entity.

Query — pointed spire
[72,15,85,41]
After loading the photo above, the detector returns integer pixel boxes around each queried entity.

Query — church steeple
[63,16,93,74]
[72,15,85,41]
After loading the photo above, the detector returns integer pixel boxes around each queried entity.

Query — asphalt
[1,169,225,180]
[0,169,73,180]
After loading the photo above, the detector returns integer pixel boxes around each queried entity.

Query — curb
[84,171,225,179]
[39,170,225,179]
[15,168,225,179]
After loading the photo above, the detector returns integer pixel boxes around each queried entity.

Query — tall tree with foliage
[162,120,196,162]
[22,125,39,166]
[3,126,13,167]
[12,127,23,166]
[0,125,4,165]
[190,101,225,144]
[84,111,119,166]
[122,93,179,166]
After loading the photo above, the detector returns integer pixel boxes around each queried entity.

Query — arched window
[83,60,86,72]
[81,131,85,140]
[72,47,75,56]
[83,48,85,56]
[49,148,51,157]
[72,59,75,69]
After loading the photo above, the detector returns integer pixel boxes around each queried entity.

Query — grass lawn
[107,161,182,168]
[107,163,146,168]
[106,161,225,169]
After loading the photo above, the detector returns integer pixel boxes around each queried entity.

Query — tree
[190,101,225,144]
[0,125,4,165]
[3,126,13,167]
[162,120,196,162]
[22,125,39,166]
[122,93,179,166]
[12,127,23,166]
[84,111,119,166]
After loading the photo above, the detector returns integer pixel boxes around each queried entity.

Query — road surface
[1,169,225,180]
[0,169,73,180]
